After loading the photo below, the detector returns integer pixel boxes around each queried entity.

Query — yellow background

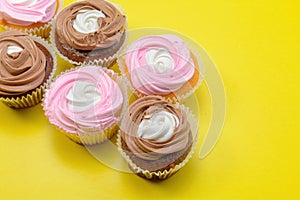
[0,0,299,199]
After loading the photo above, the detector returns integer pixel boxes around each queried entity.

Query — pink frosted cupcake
[118,34,204,101]
[0,0,62,38]
[43,66,127,145]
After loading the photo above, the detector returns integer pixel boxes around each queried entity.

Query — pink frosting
[0,0,57,26]
[44,66,124,134]
[125,34,195,95]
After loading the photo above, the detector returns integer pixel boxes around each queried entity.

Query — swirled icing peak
[73,10,106,34]
[145,49,175,74]
[0,30,46,96]
[44,66,124,134]
[0,0,58,26]
[55,0,126,51]
[137,111,179,142]
[7,45,23,54]
[121,96,190,160]
[66,81,102,112]
[125,34,195,95]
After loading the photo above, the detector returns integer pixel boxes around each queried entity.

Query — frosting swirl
[125,34,195,95]
[145,49,175,74]
[44,66,124,134]
[66,81,102,112]
[137,110,179,142]
[55,0,126,51]
[0,0,57,26]
[73,10,106,34]
[0,30,46,96]
[120,96,190,160]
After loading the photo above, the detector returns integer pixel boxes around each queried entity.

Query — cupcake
[0,0,61,38]
[0,30,56,108]
[51,0,127,66]
[118,96,197,180]
[43,66,127,145]
[118,34,204,101]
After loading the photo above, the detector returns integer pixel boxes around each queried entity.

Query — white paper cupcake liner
[50,0,128,68]
[56,123,119,145]
[117,46,204,103]
[180,45,205,100]
[117,103,198,180]
[0,34,57,109]
[0,21,51,39]
[0,0,64,38]
[42,66,129,145]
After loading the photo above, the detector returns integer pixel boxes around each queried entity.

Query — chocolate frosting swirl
[55,0,126,51]
[120,96,191,161]
[0,30,46,96]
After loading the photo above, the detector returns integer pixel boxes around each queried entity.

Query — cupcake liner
[117,103,198,180]
[0,34,57,109]
[179,46,205,100]
[117,47,204,103]
[50,0,128,68]
[0,0,64,38]
[58,123,119,145]
[0,21,51,39]
[104,68,129,124]
[42,66,128,145]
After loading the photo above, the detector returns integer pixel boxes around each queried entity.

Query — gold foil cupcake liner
[0,34,57,109]
[117,47,205,103]
[0,0,64,39]
[42,65,128,145]
[117,103,198,180]
[50,0,128,68]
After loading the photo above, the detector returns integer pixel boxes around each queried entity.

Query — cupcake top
[120,96,191,160]
[55,0,126,51]
[44,66,124,134]
[0,30,47,96]
[125,34,195,95]
[0,0,58,26]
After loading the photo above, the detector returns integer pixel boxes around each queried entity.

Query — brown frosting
[0,30,46,96]
[120,96,191,161]
[55,0,126,51]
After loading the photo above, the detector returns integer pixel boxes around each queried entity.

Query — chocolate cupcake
[0,30,56,108]
[51,0,127,66]
[118,96,197,180]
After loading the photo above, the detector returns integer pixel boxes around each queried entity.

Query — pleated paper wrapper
[117,104,198,180]
[0,35,57,108]
[42,66,128,145]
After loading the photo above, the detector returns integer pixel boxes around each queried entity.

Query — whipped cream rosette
[117,95,198,180]
[118,34,204,101]
[43,65,128,145]
[51,0,127,67]
[0,0,62,38]
[0,30,56,108]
